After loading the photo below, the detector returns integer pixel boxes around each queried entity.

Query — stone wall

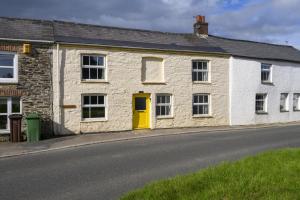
[53,45,230,134]
[0,42,53,138]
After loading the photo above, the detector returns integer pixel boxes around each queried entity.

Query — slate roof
[1,17,300,63]
[52,20,225,53]
[208,35,300,63]
[0,17,54,42]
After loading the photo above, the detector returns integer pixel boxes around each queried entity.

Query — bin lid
[9,114,23,119]
[26,113,40,119]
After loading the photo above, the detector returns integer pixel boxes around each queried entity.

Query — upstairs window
[156,94,172,117]
[82,55,106,80]
[0,53,18,83]
[192,60,209,82]
[261,63,272,83]
[255,94,267,113]
[193,94,210,115]
[280,93,289,112]
[293,93,300,111]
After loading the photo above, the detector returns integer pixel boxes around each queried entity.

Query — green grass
[121,148,300,200]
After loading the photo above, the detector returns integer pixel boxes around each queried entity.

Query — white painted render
[230,56,300,125]
[52,45,229,135]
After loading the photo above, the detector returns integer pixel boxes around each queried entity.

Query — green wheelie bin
[26,113,41,142]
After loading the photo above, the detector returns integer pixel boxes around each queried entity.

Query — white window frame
[192,93,211,116]
[156,94,173,118]
[0,97,22,133]
[192,60,210,82]
[261,63,272,83]
[81,94,107,121]
[0,52,18,83]
[81,55,106,81]
[280,93,289,112]
[293,93,300,111]
[255,93,268,113]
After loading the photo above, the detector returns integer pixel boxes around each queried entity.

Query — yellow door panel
[133,93,150,129]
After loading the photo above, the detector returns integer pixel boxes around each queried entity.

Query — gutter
[0,37,53,43]
[56,41,231,57]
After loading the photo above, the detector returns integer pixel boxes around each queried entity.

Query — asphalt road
[0,125,300,200]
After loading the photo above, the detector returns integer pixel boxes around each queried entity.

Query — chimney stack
[194,15,208,35]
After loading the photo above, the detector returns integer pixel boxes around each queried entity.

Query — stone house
[0,18,54,140]
[1,16,300,137]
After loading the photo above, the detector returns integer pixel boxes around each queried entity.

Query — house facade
[229,57,300,125]
[0,18,54,139]
[1,16,300,137]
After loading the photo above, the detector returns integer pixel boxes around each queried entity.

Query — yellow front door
[132,93,150,129]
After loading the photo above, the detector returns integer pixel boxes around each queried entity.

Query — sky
[1,0,300,49]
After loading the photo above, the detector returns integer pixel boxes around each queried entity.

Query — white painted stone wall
[230,57,300,125]
[53,45,229,135]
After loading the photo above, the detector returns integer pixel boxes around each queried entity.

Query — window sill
[0,130,10,134]
[192,115,213,118]
[256,111,268,115]
[0,81,18,85]
[280,110,289,113]
[142,81,166,85]
[80,119,108,123]
[261,81,274,85]
[156,116,174,119]
[81,80,109,84]
[293,109,300,112]
[192,81,211,85]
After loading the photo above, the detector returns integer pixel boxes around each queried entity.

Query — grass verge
[121,148,300,200]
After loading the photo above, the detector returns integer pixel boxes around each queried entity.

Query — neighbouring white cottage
[209,36,300,125]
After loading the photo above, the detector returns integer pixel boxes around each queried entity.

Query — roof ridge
[0,16,52,24]
[209,34,294,48]
[53,19,191,36]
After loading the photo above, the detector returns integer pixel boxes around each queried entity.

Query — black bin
[9,114,23,143]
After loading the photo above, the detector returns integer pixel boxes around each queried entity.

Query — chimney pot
[194,15,208,35]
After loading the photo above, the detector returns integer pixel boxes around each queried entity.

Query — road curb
[1,123,299,159]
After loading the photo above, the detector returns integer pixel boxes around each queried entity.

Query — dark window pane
[161,96,165,103]
[90,56,97,65]
[12,97,20,113]
[0,115,7,129]
[203,105,209,114]
[83,56,89,65]
[91,96,98,104]
[166,106,170,115]
[0,99,7,113]
[97,68,104,79]
[0,68,13,78]
[82,68,89,79]
[90,68,97,79]
[135,97,146,110]
[202,62,207,69]
[166,96,170,103]
[192,62,197,70]
[83,96,90,105]
[199,105,204,114]
[192,72,197,81]
[91,107,105,118]
[0,54,14,66]
[98,96,104,104]
[156,106,160,116]
[193,105,198,115]
[204,95,208,103]
[161,106,166,115]
[82,107,90,118]
[157,96,162,104]
[97,57,104,65]
[198,72,203,81]
[193,95,198,103]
